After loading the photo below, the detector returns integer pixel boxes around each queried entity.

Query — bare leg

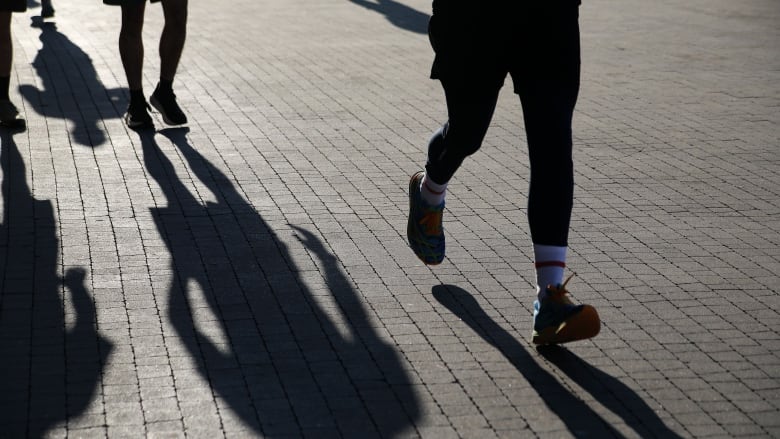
[119,3,146,91]
[0,11,21,123]
[0,12,12,79]
[159,0,187,81]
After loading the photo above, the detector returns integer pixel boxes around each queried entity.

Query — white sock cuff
[533,244,567,266]
[422,173,447,194]
[421,173,447,205]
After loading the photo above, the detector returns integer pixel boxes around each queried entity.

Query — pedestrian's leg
[0,11,21,125]
[408,78,501,265]
[514,3,599,344]
[150,0,188,125]
[423,78,502,195]
[520,76,578,295]
[119,2,145,92]
[119,2,154,128]
[159,0,187,81]
[0,11,12,95]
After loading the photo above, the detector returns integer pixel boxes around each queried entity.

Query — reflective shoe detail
[407,171,445,265]
[0,100,25,128]
[532,274,600,345]
[124,100,154,129]
[150,87,187,125]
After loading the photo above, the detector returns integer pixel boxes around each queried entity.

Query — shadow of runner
[536,345,684,439]
[347,0,429,34]
[140,128,420,437]
[19,21,124,148]
[0,127,112,437]
[433,284,684,438]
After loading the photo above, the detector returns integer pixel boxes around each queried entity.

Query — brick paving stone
[0,0,778,437]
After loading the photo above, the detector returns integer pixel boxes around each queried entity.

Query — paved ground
[1,0,779,437]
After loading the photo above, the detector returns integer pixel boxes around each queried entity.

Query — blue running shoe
[532,274,600,345]
[407,171,445,265]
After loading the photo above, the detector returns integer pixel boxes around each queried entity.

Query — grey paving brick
[2,0,779,437]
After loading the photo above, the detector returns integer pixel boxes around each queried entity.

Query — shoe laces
[546,272,576,304]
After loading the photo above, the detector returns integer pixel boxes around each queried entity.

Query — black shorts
[429,1,581,93]
[1,0,27,13]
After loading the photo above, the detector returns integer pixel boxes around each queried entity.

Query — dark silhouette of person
[105,0,188,128]
[0,127,112,437]
[139,128,420,436]
[407,1,600,345]
[0,0,26,128]
[19,21,125,147]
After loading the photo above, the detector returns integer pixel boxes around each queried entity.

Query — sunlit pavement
[1,0,778,437]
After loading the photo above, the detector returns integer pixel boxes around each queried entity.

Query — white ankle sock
[534,244,567,300]
[420,173,447,206]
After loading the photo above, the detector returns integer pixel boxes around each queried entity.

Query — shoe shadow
[19,21,124,147]
[347,0,429,34]
[139,128,420,436]
[0,127,112,437]
[433,284,682,438]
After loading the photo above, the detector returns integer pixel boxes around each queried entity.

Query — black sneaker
[150,86,187,125]
[124,100,154,129]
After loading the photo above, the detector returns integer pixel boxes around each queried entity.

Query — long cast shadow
[0,127,112,436]
[537,345,684,439]
[433,284,683,438]
[140,128,420,437]
[347,0,428,34]
[19,21,124,148]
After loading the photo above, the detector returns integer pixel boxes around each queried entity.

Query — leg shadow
[0,127,112,437]
[139,128,420,437]
[347,0,429,34]
[433,284,682,438]
[19,21,124,147]
[537,345,683,439]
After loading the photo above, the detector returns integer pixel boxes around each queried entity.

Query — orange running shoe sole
[532,305,601,345]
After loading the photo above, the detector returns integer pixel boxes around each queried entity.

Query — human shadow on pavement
[433,284,682,438]
[0,128,112,437]
[19,21,124,148]
[140,128,420,437]
[347,0,428,34]
[537,345,684,439]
